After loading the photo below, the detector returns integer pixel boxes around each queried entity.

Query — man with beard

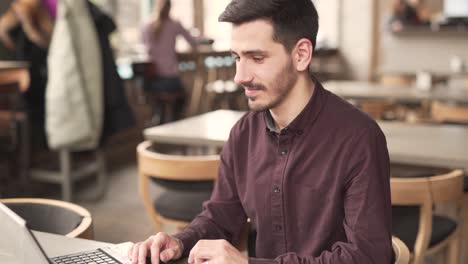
[129,0,392,263]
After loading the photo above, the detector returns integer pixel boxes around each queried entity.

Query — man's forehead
[230,19,276,51]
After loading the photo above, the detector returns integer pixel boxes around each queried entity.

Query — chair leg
[59,149,72,201]
[164,102,173,123]
[19,117,30,190]
[95,149,107,199]
[461,194,468,263]
[412,254,423,264]
[447,233,460,264]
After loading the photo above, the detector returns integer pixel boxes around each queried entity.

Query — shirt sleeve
[173,129,248,257]
[249,124,393,264]
[175,21,198,48]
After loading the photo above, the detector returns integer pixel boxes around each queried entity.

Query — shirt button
[273,186,280,193]
[296,130,303,136]
[275,225,282,231]
[280,149,288,155]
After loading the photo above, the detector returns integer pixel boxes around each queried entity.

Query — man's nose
[234,61,252,85]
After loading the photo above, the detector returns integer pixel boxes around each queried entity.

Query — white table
[380,122,468,168]
[324,81,468,104]
[144,110,468,169]
[144,110,244,148]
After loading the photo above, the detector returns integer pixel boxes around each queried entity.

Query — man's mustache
[241,82,266,90]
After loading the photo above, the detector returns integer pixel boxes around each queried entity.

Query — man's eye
[233,56,240,62]
[253,57,264,62]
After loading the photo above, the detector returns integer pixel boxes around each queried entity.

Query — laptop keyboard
[51,248,121,264]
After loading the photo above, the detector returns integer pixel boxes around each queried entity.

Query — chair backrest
[390,169,464,263]
[137,140,220,229]
[379,74,414,86]
[392,236,410,264]
[0,198,93,239]
[137,141,219,181]
[431,101,468,124]
[391,169,464,205]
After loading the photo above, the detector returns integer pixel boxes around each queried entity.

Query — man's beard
[245,60,298,112]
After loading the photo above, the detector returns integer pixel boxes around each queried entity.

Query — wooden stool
[30,148,106,202]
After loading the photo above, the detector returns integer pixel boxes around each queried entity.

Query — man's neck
[270,76,315,131]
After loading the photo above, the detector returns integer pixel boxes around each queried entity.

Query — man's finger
[127,244,134,259]
[131,243,141,264]
[138,240,151,264]
[160,247,178,262]
[150,236,165,264]
[189,240,216,264]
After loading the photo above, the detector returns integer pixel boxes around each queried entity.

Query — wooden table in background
[325,80,468,104]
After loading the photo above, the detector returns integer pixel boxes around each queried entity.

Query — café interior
[0,0,468,263]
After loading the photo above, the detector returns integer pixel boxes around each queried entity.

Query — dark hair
[219,0,319,51]
[151,0,172,39]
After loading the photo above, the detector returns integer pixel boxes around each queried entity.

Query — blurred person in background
[141,0,200,124]
[0,0,56,151]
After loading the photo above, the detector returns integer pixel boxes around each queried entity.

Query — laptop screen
[0,203,51,264]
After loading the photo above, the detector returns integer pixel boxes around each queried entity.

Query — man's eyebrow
[230,50,268,56]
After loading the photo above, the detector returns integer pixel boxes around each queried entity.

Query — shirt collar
[263,80,327,135]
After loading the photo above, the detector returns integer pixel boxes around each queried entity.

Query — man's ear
[293,38,313,72]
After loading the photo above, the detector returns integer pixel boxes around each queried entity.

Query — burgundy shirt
[174,81,392,263]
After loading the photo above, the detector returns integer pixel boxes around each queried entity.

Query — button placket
[273,186,281,193]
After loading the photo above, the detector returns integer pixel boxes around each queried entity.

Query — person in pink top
[141,0,198,123]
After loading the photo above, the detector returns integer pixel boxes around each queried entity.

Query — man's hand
[188,240,247,264]
[128,232,183,264]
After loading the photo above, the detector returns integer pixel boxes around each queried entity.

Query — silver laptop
[0,202,135,264]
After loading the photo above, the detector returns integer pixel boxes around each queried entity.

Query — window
[314,0,340,48]
[203,0,231,50]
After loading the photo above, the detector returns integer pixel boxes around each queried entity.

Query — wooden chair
[392,236,410,264]
[358,101,397,120]
[431,101,468,124]
[391,169,464,264]
[0,198,93,239]
[29,148,107,202]
[379,74,414,87]
[137,140,219,232]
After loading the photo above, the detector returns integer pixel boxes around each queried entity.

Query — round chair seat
[154,189,212,222]
[392,206,458,250]
[153,180,214,222]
